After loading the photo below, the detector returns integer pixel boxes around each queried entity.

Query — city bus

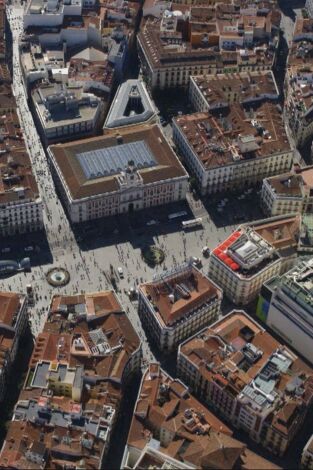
[182,218,203,229]
[168,211,188,221]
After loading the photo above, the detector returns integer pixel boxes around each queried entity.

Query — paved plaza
[2,3,258,364]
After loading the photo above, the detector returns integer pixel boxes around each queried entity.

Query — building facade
[189,71,280,114]
[261,166,313,216]
[0,293,28,402]
[285,18,313,147]
[138,262,222,352]
[302,435,313,470]
[32,83,104,145]
[24,0,83,28]
[0,290,141,468]
[256,258,313,365]
[138,5,278,90]
[0,91,43,237]
[122,362,281,469]
[208,226,281,305]
[173,107,293,195]
[104,79,158,129]
[0,193,43,237]
[177,310,313,456]
[208,215,300,305]
[48,124,188,223]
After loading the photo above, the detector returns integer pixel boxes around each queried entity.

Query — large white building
[32,83,104,145]
[0,190,43,237]
[24,0,82,29]
[261,165,313,216]
[47,124,188,223]
[138,262,222,352]
[104,79,158,129]
[138,7,278,90]
[208,215,300,305]
[173,104,293,195]
[24,14,102,49]
[257,258,313,365]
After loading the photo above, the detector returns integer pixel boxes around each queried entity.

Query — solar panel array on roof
[77,140,157,180]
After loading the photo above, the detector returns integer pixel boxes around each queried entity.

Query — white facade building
[104,79,158,129]
[0,195,43,237]
[24,0,82,28]
[32,83,104,145]
[208,226,282,305]
[208,214,300,306]
[173,109,293,195]
[20,41,65,89]
[261,166,313,216]
[258,258,313,365]
[48,124,188,223]
[138,262,222,352]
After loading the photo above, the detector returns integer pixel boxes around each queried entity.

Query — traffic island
[141,245,165,267]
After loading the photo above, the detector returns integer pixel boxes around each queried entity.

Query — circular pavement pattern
[141,245,165,266]
[46,267,70,287]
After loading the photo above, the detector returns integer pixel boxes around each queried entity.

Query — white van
[117,267,124,278]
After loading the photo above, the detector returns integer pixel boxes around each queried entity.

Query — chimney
[116,134,123,145]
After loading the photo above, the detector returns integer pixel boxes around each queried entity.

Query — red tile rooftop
[0,93,40,204]
[49,124,187,200]
[180,310,313,397]
[251,214,300,250]
[174,104,290,170]
[126,363,281,469]
[192,71,279,107]
[140,264,221,326]
[0,292,22,327]
[37,291,141,382]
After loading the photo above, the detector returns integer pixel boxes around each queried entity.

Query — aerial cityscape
[0,0,313,468]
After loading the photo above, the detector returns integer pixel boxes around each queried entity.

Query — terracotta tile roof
[48,124,187,200]
[126,364,280,469]
[179,311,313,443]
[140,264,221,326]
[251,214,300,250]
[0,292,21,326]
[174,102,290,171]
